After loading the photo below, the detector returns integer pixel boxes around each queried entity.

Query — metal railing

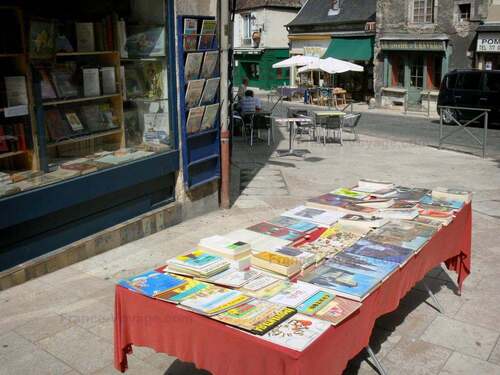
[438,105,491,158]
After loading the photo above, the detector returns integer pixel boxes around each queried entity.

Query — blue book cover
[301,264,380,300]
[420,195,463,210]
[366,221,436,252]
[344,239,414,265]
[297,291,335,315]
[326,252,399,280]
[268,216,317,233]
[120,270,185,297]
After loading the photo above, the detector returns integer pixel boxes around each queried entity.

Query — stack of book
[167,250,230,278]
[251,252,302,278]
[198,235,252,270]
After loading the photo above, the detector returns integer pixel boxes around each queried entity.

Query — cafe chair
[342,113,362,141]
[317,114,343,146]
[288,108,315,142]
[241,112,273,147]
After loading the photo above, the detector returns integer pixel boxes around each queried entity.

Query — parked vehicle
[437,69,500,125]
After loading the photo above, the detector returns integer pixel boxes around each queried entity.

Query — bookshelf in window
[177,15,221,190]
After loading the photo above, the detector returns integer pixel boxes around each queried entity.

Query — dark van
[437,69,500,125]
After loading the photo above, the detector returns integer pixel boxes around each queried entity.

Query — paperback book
[185,79,205,109]
[224,229,291,252]
[200,103,219,131]
[267,281,321,308]
[338,214,388,232]
[344,239,414,266]
[267,216,317,233]
[205,269,261,288]
[118,270,186,297]
[198,235,251,260]
[180,286,252,316]
[251,251,301,277]
[186,106,205,134]
[281,205,344,227]
[314,296,362,326]
[366,221,436,252]
[274,247,316,268]
[248,222,304,242]
[326,252,398,281]
[155,276,210,304]
[200,78,220,105]
[419,195,464,210]
[259,313,330,352]
[200,51,219,79]
[296,290,335,316]
[185,52,204,81]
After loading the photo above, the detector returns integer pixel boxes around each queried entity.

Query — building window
[243,63,260,80]
[390,56,405,87]
[412,0,434,23]
[457,3,471,22]
[242,13,252,45]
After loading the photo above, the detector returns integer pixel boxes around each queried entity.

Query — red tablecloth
[114,204,472,375]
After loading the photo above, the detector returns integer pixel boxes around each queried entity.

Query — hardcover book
[200,51,219,79]
[29,20,56,59]
[212,300,296,335]
[100,67,117,95]
[186,106,205,134]
[200,77,220,105]
[200,103,219,131]
[259,313,330,352]
[4,76,28,106]
[344,239,414,265]
[44,109,73,142]
[185,79,205,110]
[300,263,380,301]
[64,112,85,132]
[366,221,436,252]
[185,52,204,81]
[82,68,101,97]
[51,65,79,98]
[326,252,398,281]
[314,296,362,326]
[248,222,304,242]
[75,22,95,52]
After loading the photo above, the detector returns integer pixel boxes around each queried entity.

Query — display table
[114,204,471,375]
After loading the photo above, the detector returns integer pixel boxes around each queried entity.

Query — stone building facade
[374,0,489,110]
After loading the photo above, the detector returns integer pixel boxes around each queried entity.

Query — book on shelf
[248,222,304,242]
[296,290,335,316]
[344,238,414,266]
[186,106,205,134]
[64,111,85,132]
[82,68,101,97]
[4,76,28,107]
[29,20,56,59]
[431,187,471,204]
[183,35,198,52]
[212,300,297,336]
[259,313,330,352]
[198,20,216,50]
[200,19,217,35]
[198,34,214,50]
[78,104,114,133]
[51,64,80,98]
[75,22,95,52]
[200,103,219,131]
[282,205,344,227]
[199,77,219,105]
[184,52,204,81]
[124,66,145,98]
[44,109,73,142]
[37,68,58,100]
[300,262,380,302]
[179,285,253,316]
[116,19,128,58]
[267,281,321,308]
[200,51,219,79]
[143,112,170,146]
[100,67,117,95]
[251,251,301,277]
[184,18,198,35]
[118,270,186,297]
[185,79,205,110]
[0,123,28,153]
[198,235,252,260]
[126,25,165,57]
[314,296,362,326]
[366,221,436,252]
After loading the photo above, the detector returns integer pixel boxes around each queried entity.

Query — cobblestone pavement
[1,122,500,374]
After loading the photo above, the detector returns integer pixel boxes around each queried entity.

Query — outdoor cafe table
[271,117,314,157]
[114,204,472,375]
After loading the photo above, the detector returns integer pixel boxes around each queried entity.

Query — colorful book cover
[180,287,252,315]
[155,276,209,303]
[296,237,343,260]
[248,222,304,242]
[420,195,463,210]
[200,103,219,131]
[267,216,317,233]
[260,313,331,352]
[212,300,296,335]
[267,281,320,308]
[200,51,219,79]
[393,186,430,202]
[183,35,198,51]
[282,205,344,227]
[200,19,217,35]
[119,270,186,297]
[344,239,414,265]
[183,18,198,35]
[200,77,220,105]
[326,252,398,280]
[320,225,362,250]
[315,296,362,326]
[185,79,205,109]
[301,264,380,301]
[184,52,204,81]
[198,34,214,50]
[296,291,335,316]
[171,250,222,269]
[330,188,368,200]
[366,221,436,251]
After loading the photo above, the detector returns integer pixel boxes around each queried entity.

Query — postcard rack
[177,15,221,190]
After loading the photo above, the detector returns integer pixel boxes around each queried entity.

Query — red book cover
[291,227,327,248]
[247,222,304,241]
[106,16,114,51]
[16,123,26,150]
[0,127,8,152]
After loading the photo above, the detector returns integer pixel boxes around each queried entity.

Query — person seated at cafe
[239,90,262,113]
[236,77,249,102]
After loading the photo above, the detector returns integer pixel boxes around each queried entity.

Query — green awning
[323,37,374,61]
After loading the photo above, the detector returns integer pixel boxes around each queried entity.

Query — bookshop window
[390,56,405,88]
[0,0,175,198]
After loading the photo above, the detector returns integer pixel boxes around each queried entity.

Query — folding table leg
[423,281,444,314]
[366,346,388,375]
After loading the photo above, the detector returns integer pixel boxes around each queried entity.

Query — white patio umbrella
[272,55,319,69]
[297,57,364,74]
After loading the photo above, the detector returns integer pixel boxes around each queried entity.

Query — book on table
[356,179,395,191]
[258,313,331,352]
[392,186,430,202]
[239,275,281,293]
[306,195,377,217]
[273,247,316,268]
[431,187,472,204]
[247,222,305,242]
[118,270,186,297]
[296,290,336,316]
[281,205,344,227]
[212,300,297,335]
[167,250,230,278]
[343,239,414,266]
[314,296,362,326]
[267,281,321,308]
[224,229,291,252]
[338,214,388,232]
[417,203,455,225]
[198,235,251,260]
[155,275,211,304]
[242,280,292,299]
[179,285,253,316]
[419,194,464,210]
[325,252,399,281]
[267,216,318,233]
[203,268,261,288]
[251,251,301,277]
[365,221,436,252]
[330,188,369,200]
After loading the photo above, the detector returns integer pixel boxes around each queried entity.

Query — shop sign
[477,33,500,53]
[381,40,445,51]
[304,46,326,57]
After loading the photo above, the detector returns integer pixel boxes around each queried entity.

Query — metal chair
[341,112,362,141]
[288,108,316,142]
[241,112,272,146]
[317,114,342,145]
